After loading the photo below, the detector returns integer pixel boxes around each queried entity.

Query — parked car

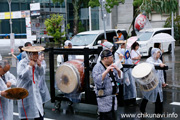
[137,28,172,56]
[57,29,128,67]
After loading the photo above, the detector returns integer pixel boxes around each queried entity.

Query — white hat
[102,41,113,50]
[64,40,72,47]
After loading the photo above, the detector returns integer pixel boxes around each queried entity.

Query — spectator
[113,30,125,50]
[11,46,24,61]
[131,42,141,64]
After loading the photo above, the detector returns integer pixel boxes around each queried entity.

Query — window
[71,34,97,46]
[153,30,171,36]
[137,32,153,41]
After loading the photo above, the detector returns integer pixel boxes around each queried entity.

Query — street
[4,46,180,120]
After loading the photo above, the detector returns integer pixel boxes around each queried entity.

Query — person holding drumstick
[17,46,45,120]
[140,48,167,114]
[92,50,123,120]
[0,60,16,120]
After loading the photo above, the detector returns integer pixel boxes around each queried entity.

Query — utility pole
[171,12,175,87]
[99,0,107,39]
[7,0,16,67]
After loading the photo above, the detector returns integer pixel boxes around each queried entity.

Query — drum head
[4,88,29,100]
[132,63,152,78]
[55,64,79,94]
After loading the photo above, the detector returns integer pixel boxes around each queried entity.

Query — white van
[57,29,127,67]
[137,28,172,56]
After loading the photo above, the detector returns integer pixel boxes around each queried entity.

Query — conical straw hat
[4,88,29,100]
[22,46,45,52]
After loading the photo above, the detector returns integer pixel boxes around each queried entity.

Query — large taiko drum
[132,63,159,91]
[55,59,85,94]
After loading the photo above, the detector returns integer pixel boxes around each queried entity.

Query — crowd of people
[0,29,168,120]
[92,30,167,120]
[0,42,50,120]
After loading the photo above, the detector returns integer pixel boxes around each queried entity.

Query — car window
[137,32,153,41]
[94,31,116,45]
[121,30,128,39]
[106,31,117,43]
[71,34,97,46]
[153,30,171,36]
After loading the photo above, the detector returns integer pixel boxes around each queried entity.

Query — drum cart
[47,47,102,113]
[46,47,168,113]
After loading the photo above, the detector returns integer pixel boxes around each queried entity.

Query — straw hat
[22,46,45,52]
[3,88,29,100]
[115,40,126,44]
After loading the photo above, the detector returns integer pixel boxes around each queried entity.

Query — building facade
[0,0,179,40]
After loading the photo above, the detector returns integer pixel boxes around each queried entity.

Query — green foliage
[164,16,180,41]
[78,21,86,33]
[89,0,125,13]
[52,0,64,4]
[133,0,143,7]
[133,0,178,14]
[44,14,70,43]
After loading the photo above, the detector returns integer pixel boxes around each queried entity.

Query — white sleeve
[6,71,17,86]
[131,50,137,59]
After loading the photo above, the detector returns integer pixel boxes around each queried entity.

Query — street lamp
[7,0,12,34]
[7,0,15,67]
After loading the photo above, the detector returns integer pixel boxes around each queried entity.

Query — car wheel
[168,44,172,53]
[148,47,152,57]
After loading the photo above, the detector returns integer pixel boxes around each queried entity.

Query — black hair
[117,30,122,33]
[24,42,32,47]
[131,41,139,50]
[18,46,24,53]
[101,49,112,60]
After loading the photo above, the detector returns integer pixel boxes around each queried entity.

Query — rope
[22,99,28,120]
[32,66,35,84]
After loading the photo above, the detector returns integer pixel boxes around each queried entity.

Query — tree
[53,0,124,35]
[133,0,178,14]
[44,14,69,43]
[89,0,125,13]
[164,16,180,42]
[52,0,89,35]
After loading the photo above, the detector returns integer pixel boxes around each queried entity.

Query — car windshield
[71,34,97,46]
[137,32,153,41]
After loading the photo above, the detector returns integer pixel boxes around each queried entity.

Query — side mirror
[97,40,101,45]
